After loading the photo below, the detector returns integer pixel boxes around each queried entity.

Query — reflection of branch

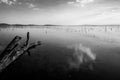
[0,32,41,72]
[26,41,41,56]
[25,32,30,46]
[28,41,41,50]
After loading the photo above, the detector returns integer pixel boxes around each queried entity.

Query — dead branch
[0,32,41,72]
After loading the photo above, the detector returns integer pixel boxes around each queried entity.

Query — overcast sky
[0,0,120,25]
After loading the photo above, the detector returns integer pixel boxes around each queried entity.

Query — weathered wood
[0,36,22,61]
[0,32,41,72]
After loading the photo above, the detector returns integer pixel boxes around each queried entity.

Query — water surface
[0,25,120,80]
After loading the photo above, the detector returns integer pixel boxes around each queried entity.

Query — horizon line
[1,23,120,26]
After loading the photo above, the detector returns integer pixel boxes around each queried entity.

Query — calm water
[0,26,120,80]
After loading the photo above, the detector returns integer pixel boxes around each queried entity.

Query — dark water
[0,26,120,80]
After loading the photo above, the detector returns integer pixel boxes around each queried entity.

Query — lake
[0,25,120,80]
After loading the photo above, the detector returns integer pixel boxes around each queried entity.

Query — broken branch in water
[0,32,41,72]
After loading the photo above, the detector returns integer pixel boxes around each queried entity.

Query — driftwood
[0,32,41,72]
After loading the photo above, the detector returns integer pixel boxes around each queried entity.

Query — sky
[0,0,120,25]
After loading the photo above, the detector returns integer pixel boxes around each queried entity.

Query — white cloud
[0,0,17,5]
[68,1,74,5]
[27,3,35,8]
[68,0,94,7]
[26,3,40,11]
[96,7,120,18]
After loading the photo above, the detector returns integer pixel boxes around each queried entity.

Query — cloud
[68,0,94,7]
[96,7,120,17]
[27,3,35,8]
[26,3,40,11]
[0,0,17,5]
[67,44,96,70]
[0,0,39,11]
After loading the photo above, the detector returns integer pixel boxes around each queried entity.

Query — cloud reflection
[68,44,96,70]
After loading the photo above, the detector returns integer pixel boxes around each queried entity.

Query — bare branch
[0,32,41,72]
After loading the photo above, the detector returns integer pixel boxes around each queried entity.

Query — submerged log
[0,32,41,72]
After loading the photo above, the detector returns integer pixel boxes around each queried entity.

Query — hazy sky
[0,0,120,25]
